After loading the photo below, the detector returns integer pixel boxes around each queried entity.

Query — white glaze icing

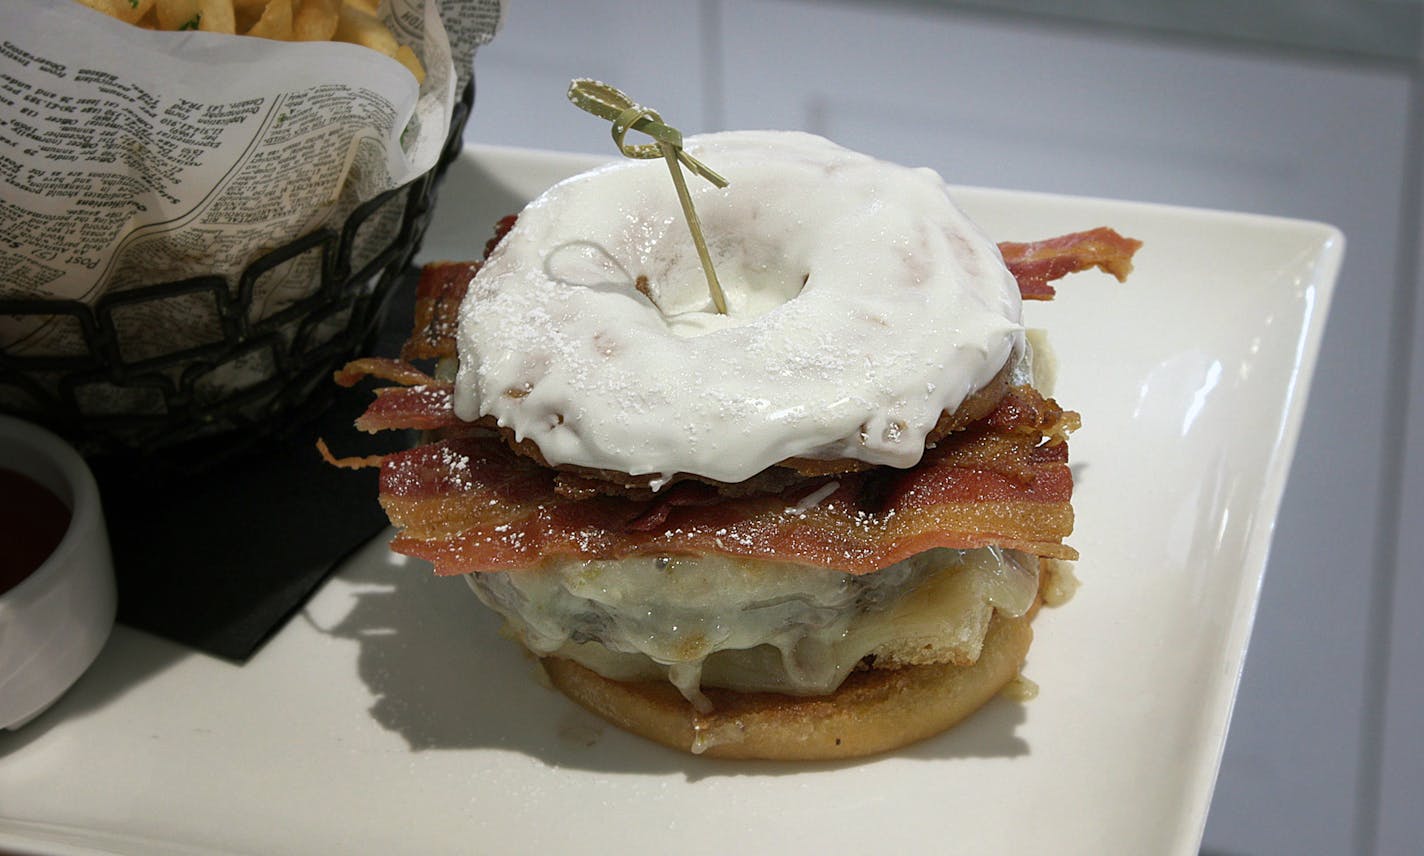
[453,131,1023,484]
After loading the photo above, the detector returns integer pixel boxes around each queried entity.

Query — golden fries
[73,0,159,25]
[197,0,236,33]
[244,0,292,40]
[73,0,426,83]
[293,0,339,41]
[154,0,201,30]
[333,2,395,55]
[333,3,426,84]
[394,44,425,85]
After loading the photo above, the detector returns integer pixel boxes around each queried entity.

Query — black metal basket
[0,81,474,458]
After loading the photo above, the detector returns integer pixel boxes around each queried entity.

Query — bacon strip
[999,227,1142,300]
[400,217,518,361]
[334,357,461,433]
[377,388,1078,574]
[334,357,440,389]
[315,438,385,470]
[354,384,462,433]
[401,261,479,361]
[484,213,519,259]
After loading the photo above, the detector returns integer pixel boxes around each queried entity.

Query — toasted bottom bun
[540,610,1035,761]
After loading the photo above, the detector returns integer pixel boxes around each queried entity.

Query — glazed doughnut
[453,131,1024,488]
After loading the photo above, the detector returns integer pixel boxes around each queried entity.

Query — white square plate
[0,144,1341,856]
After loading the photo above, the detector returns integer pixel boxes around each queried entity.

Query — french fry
[154,0,197,29]
[333,1,397,58]
[129,0,159,23]
[72,0,122,17]
[394,44,425,85]
[293,0,339,40]
[115,0,159,25]
[245,0,294,40]
[71,0,150,25]
[232,0,262,32]
[335,1,425,84]
[197,0,236,34]
[344,0,379,13]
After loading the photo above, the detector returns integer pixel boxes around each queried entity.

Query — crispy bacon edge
[1000,226,1142,300]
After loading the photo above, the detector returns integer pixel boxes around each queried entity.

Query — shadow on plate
[0,625,187,758]
[312,544,1032,777]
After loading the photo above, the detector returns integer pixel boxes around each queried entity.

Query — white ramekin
[0,415,116,730]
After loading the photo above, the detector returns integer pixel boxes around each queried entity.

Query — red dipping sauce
[0,468,72,596]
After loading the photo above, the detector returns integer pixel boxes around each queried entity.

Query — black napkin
[93,276,418,661]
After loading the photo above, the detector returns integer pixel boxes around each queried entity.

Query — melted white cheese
[464,547,1040,707]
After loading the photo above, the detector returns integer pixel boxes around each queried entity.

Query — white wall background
[464,3,1424,853]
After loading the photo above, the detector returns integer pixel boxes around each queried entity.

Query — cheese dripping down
[464,546,1041,713]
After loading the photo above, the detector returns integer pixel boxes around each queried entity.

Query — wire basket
[0,81,474,458]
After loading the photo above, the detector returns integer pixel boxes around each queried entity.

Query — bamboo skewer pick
[567,79,730,315]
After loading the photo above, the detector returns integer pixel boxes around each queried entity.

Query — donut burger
[329,132,1140,759]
